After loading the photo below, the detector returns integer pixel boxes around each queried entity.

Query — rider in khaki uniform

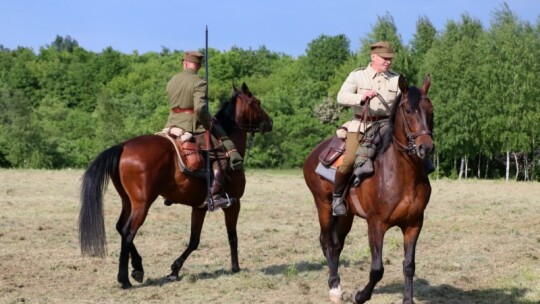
[332,41,401,216]
[164,51,243,209]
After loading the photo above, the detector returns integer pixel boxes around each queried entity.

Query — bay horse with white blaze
[303,76,434,303]
[79,83,272,289]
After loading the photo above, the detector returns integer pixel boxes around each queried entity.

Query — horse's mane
[377,86,422,156]
[213,92,238,133]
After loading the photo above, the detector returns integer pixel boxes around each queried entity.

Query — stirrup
[208,193,236,211]
[332,196,347,217]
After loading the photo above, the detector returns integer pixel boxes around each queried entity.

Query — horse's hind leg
[168,207,207,279]
[116,202,148,289]
[354,221,387,304]
[115,201,132,289]
[129,243,144,283]
[401,225,422,304]
[223,200,241,273]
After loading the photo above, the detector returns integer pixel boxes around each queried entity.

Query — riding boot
[423,158,436,175]
[208,166,237,211]
[331,170,350,216]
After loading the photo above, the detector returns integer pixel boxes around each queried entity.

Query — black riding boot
[208,167,237,211]
[332,170,350,216]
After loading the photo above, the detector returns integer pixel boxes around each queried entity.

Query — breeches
[337,132,362,174]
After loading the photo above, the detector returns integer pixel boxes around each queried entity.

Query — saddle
[315,136,369,218]
[158,127,208,178]
[315,136,346,183]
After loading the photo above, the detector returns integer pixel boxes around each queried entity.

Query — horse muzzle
[415,136,434,159]
[260,119,273,133]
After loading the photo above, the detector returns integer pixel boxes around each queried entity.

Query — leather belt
[171,107,194,114]
[354,114,389,122]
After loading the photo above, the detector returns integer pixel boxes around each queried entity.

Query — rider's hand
[360,90,378,105]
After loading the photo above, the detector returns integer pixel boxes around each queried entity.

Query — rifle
[205,26,213,211]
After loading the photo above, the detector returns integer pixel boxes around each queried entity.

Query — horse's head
[216,83,273,133]
[390,75,434,159]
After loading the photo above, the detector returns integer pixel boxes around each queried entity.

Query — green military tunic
[165,68,211,133]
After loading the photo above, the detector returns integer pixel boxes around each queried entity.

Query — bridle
[231,90,272,156]
[234,91,267,134]
[392,95,433,156]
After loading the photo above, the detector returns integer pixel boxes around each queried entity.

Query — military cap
[183,51,204,64]
[370,41,394,58]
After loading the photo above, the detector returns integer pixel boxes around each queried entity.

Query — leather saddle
[315,136,346,183]
[157,128,209,178]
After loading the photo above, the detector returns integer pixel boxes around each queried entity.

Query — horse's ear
[422,75,431,94]
[232,83,238,93]
[241,82,250,94]
[398,75,408,94]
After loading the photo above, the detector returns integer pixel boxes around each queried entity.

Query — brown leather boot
[331,170,350,216]
[208,166,237,211]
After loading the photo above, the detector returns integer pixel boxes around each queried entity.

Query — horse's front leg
[355,221,387,304]
[168,207,207,279]
[223,200,241,273]
[318,201,354,304]
[401,223,423,304]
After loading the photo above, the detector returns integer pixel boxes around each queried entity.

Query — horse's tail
[79,145,123,258]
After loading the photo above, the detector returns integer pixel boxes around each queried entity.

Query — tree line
[1,4,538,180]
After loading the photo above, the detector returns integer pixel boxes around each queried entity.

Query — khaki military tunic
[165,69,210,133]
[337,64,400,133]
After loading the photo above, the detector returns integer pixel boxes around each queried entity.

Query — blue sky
[1,0,538,57]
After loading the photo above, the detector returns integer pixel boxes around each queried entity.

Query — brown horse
[303,76,434,304]
[79,83,272,289]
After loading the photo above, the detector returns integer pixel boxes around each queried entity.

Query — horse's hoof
[167,274,179,281]
[120,282,132,289]
[231,266,240,273]
[329,285,343,303]
[353,290,370,304]
[131,270,144,283]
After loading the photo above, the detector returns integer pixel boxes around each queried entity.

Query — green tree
[303,34,351,83]
[50,35,79,52]
[483,3,540,180]
[421,16,486,178]
[5,47,39,103]
[409,16,437,84]
[0,88,52,168]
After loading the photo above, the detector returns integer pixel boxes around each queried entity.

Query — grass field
[1,169,539,303]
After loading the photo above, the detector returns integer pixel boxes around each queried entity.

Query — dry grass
[1,169,539,304]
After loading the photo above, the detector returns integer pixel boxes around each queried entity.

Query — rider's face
[371,54,393,73]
